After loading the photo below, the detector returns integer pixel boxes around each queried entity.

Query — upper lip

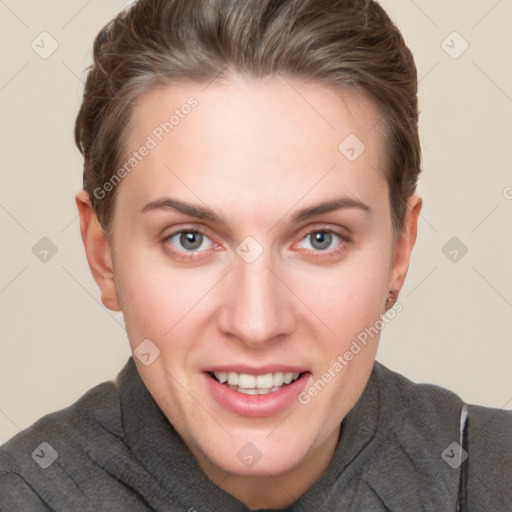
[203,364,309,375]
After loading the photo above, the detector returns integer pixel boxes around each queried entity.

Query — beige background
[1,0,511,444]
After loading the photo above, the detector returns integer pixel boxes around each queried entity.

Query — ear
[387,194,423,303]
[75,190,121,312]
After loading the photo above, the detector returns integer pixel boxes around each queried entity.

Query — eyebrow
[291,196,372,222]
[140,195,371,224]
[141,198,224,223]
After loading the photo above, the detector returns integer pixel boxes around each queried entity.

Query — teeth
[216,371,228,384]
[273,372,284,386]
[227,385,287,395]
[256,373,273,388]
[213,370,302,391]
[237,388,258,395]
[238,373,256,388]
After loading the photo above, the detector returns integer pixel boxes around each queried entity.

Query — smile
[208,371,303,395]
[203,368,310,417]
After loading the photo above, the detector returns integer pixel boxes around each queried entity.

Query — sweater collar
[118,356,382,510]
[119,358,460,512]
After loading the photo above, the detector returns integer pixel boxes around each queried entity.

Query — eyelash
[162,227,349,261]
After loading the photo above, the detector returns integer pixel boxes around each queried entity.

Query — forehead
[118,76,387,221]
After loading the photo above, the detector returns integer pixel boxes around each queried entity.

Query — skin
[77,75,422,510]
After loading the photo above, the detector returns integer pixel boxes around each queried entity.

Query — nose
[216,255,297,348]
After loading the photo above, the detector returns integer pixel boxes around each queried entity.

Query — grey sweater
[1,357,511,511]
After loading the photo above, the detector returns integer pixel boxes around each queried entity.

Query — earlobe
[75,190,121,312]
[387,194,423,305]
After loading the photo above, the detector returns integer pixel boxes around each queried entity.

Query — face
[84,75,418,479]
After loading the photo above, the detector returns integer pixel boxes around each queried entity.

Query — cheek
[289,251,390,340]
[293,261,386,424]
[114,250,219,354]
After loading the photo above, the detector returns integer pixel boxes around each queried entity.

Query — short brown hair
[75,0,421,239]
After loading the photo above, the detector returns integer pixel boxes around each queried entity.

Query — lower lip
[203,372,310,417]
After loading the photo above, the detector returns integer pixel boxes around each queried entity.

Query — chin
[193,430,315,478]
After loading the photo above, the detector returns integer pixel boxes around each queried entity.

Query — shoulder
[1,376,122,469]
[0,374,123,511]
[374,361,512,442]
[372,362,512,504]
[466,403,512,508]
[373,361,465,429]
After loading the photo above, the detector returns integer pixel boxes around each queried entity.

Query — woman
[1,0,510,510]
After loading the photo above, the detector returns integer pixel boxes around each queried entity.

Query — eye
[298,230,343,251]
[166,230,213,252]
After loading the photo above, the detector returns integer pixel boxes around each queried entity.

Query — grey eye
[180,232,203,250]
[168,231,212,252]
[309,232,333,250]
[297,231,342,252]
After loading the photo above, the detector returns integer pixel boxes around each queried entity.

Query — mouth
[207,370,305,395]
[202,367,311,417]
